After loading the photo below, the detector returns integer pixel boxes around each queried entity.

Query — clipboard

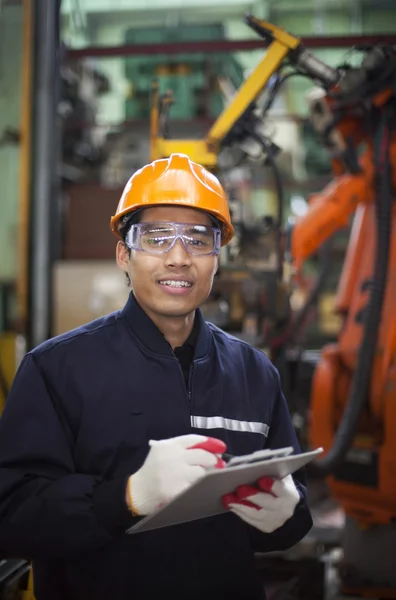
[128,446,323,535]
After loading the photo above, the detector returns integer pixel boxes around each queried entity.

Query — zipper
[187,364,194,408]
[174,359,193,411]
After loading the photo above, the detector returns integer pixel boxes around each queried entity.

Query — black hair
[119,213,140,287]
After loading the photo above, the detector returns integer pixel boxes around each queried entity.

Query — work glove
[222,474,300,533]
[127,434,226,516]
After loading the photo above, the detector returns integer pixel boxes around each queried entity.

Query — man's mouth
[158,279,193,289]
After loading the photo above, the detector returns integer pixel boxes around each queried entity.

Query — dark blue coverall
[0,292,312,600]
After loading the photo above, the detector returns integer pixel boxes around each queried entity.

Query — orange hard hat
[110,153,234,245]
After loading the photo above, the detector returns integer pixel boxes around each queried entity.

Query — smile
[158,280,192,288]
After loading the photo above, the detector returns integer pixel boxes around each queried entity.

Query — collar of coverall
[121,291,211,359]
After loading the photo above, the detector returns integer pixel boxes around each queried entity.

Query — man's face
[116,206,219,320]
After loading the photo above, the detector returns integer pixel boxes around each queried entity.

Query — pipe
[66,34,396,60]
[17,0,33,336]
[28,0,61,348]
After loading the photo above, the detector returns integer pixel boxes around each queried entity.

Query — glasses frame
[125,222,222,256]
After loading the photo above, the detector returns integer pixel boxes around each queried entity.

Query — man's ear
[116,241,130,272]
[214,255,219,276]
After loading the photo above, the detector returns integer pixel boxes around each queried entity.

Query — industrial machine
[292,46,396,596]
[124,23,244,121]
[150,15,396,596]
[149,15,341,352]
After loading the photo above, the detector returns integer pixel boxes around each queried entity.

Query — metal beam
[66,33,396,59]
[61,0,251,13]
[29,0,61,348]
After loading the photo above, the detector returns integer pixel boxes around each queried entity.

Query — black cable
[261,69,313,116]
[330,51,396,107]
[260,69,282,115]
[308,105,394,477]
[236,69,316,278]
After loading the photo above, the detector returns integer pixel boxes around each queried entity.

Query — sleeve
[0,353,138,560]
[248,371,313,553]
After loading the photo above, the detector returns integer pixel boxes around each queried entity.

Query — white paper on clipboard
[127,447,323,535]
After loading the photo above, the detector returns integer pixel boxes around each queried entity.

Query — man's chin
[154,297,198,318]
[159,306,196,319]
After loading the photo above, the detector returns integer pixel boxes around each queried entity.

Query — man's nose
[164,237,192,267]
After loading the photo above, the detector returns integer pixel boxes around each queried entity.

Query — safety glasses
[125,222,221,256]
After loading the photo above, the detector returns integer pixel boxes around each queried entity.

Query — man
[0,153,312,600]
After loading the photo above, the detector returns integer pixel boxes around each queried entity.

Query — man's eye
[147,236,168,245]
[187,237,210,246]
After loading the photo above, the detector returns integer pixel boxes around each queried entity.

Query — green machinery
[124,24,245,120]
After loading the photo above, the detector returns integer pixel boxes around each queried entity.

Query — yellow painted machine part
[6,2,35,597]
[0,333,16,413]
[251,19,301,50]
[17,0,33,334]
[0,0,32,407]
[206,41,291,147]
[150,19,301,166]
[151,138,218,168]
[21,569,34,600]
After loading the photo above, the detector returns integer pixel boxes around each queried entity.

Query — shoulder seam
[208,322,269,358]
[31,312,122,357]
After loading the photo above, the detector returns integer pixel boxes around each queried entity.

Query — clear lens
[140,224,176,252]
[128,222,220,255]
[182,225,214,254]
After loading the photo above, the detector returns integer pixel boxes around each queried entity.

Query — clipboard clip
[223,446,294,468]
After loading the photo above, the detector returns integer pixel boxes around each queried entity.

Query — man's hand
[222,474,300,533]
[126,434,226,516]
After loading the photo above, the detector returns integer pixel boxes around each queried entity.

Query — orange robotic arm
[291,147,374,272]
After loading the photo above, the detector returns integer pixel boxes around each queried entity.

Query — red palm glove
[222,474,299,533]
